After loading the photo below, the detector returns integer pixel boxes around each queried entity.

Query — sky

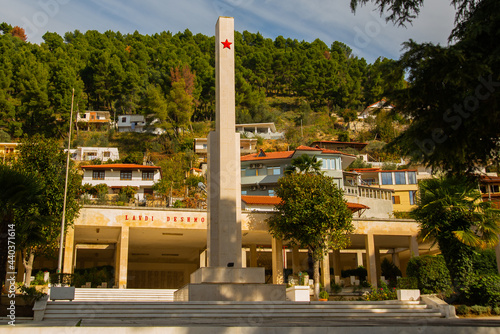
[1,0,457,63]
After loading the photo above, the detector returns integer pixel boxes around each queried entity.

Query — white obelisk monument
[174,17,285,301]
[207,16,242,268]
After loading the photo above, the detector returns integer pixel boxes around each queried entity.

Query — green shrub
[363,281,397,301]
[18,285,46,303]
[472,249,498,275]
[319,290,329,300]
[330,282,342,294]
[465,274,500,307]
[73,265,114,288]
[492,307,500,315]
[455,305,470,316]
[381,258,402,287]
[406,255,453,296]
[470,305,490,315]
[341,266,367,282]
[397,277,418,289]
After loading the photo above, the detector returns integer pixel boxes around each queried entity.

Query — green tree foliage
[267,173,354,299]
[411,175,500,296]
[0,25,401,139]
[0,165,49,285]
[285,154,322,175]
[352,0,500,173]
[13,135,81,279]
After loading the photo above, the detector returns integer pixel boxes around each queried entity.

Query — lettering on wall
[124,215,205,223]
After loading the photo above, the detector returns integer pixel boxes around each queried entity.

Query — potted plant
[319,290,329,301]
[396,277,420,301]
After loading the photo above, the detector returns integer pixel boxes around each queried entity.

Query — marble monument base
[174,267,286,301]
[174,283,286,301]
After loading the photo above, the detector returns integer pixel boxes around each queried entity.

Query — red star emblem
[221,39,232,49]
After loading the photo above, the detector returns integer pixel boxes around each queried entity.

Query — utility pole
[57,88,75,275]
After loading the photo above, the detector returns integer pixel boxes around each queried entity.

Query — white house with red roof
[81,163,162,200]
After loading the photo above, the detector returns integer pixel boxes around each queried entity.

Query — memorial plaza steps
[73,288,176,302]
[41,299,445,322]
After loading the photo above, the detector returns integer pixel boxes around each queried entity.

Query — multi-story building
[235,122,284,139]
[194,138,257,156]
[241,146,394,218]
[480,175,500,209]
[117,115,147,133]
[310,140,367,153]
[353,168,419,213]
[76,111,111,131]
[81,163,161,200]
[69,147,120,162]
[0,142,19,163]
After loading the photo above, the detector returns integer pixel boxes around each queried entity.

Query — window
[268,189,275,197]
[381,172,393,185]
[408,172,417,184]
[120,171,132,180]
[395,172,406,185]
[392,196,401,204]
[241,190,247,195]
[202,144,207,149]
[93,170,105,180]
[121,117,127,123]
[103,152,110,158]
[492,185,500,193]
[409,191,417,205]
[320,158,337,170]
[245,169,257,177]
[267,166,281,176]
[142,171,154,180]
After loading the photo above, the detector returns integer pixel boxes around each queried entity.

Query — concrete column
[332,250,341,277]
[200,249,207,268]
[356,251,364,267]
[272,237,284,284]
[118,226,129,289]
[62,226,75,274]
[365,234,378,287]
[250,244,258,267]
[409,236,419,257]
[321,252,331,292]
[242,248,247,268]
[292,246,300,274]
[392,250,401,268]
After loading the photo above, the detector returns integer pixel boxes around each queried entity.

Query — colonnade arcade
[57,206,432,290]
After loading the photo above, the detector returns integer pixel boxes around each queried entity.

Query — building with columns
[52,205,434,291]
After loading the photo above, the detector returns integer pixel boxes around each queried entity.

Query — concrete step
[42,301,444,321]
[72,288,176,302]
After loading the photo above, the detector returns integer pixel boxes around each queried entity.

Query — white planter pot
[397,289,420,301]
[286,285,310,302]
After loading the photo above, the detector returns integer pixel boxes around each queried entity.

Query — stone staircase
[72,288,176,302]
[41,299,445,322]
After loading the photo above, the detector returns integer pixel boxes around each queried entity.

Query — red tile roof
[81,164,161,170]
[241,151,294,161]
[241,195,369,213]
[241,146,355,162]
[241,195,282,205]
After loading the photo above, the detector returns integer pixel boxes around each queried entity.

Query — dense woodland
[0,22,404,142]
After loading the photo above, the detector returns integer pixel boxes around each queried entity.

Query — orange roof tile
[481,175,500,183]
[241,195,369,213]
[81,164,160,170]
[241,195,282,205]
[241,151,294,161]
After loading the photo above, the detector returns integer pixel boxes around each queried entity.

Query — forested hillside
[0,23,404,141]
